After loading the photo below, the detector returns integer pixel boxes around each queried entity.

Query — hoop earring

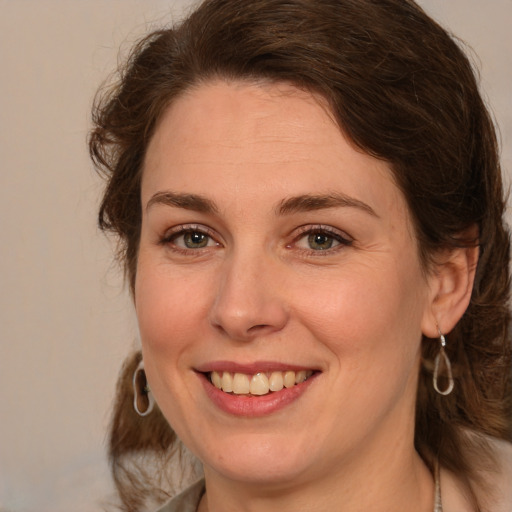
[133,360,155,416]
[433,329,454,396]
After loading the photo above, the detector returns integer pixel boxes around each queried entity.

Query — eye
[160,226,220,251]
[306,232,338,251]
[180,230,210,249]
[292,226,352,252]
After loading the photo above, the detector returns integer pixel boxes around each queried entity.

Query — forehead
[145,80,339,171]
[142,80,406,221]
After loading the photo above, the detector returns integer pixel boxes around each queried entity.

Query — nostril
[248,324,270,332]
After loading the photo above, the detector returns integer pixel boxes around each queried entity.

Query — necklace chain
[434,459,443,512]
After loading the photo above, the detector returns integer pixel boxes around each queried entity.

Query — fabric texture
[480,436,512,512]
[154,479,205,512]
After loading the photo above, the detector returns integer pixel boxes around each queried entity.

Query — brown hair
[89,0,512,509]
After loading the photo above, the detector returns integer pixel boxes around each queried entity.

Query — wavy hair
[89,0,511,509]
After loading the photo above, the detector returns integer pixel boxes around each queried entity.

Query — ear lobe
[421,242,479,338]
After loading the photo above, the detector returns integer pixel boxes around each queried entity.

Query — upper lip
[195,361,319,374]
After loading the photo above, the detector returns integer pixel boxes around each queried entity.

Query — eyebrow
[146,190,378,218]
[277,193,378,217]
[146,191,218,214]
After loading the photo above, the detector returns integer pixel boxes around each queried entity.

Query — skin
[136,80,477,512]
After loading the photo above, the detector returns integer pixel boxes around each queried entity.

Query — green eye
[183,231,209,248]
[160,225,219,252]
[292,226,352,253]
[307,232,336,250]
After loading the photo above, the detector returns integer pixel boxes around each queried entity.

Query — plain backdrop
[0,1,511,510]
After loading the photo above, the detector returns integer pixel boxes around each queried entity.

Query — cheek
[135,258,213,357]
[134,258,215,425]
[292,262,427,360]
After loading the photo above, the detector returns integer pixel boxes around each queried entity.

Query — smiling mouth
[209,370,315,396]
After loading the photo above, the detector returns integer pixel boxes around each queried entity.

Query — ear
[421,239,479,338]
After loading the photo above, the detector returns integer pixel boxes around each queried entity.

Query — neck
[200,434,435,512]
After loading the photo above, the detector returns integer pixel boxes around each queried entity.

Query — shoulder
[154,479,205,512]
[440,435,512,512]
[479,436,512,512]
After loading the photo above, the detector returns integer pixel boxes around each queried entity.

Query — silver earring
[433,329,454,396]
[133,360,155,416]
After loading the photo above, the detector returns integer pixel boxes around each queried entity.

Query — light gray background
[1,1,511,510]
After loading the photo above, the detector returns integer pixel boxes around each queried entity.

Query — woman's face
[136,81,436,487]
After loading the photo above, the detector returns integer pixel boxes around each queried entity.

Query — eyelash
[159,224,220,254]
[158,224,353,255]
[290,225,353,255]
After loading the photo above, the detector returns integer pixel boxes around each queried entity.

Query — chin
[206,457,312,488]
[195,430,320,486]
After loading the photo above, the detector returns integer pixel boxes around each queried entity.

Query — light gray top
[155,479,205,512]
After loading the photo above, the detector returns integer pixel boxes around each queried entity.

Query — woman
[89,0,512,511]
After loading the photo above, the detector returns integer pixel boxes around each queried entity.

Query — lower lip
[199,373,318,417]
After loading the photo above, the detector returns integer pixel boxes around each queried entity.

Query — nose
[209,250,289,342]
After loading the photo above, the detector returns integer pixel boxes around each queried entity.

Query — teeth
[211,370,222,389]
[210,370,314,396]
[250,373,270,395]
[295,370,307,384]
[221,372,233,392]
[232,373,250,394]
[269,371,284,392]
[284,371,296,388]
